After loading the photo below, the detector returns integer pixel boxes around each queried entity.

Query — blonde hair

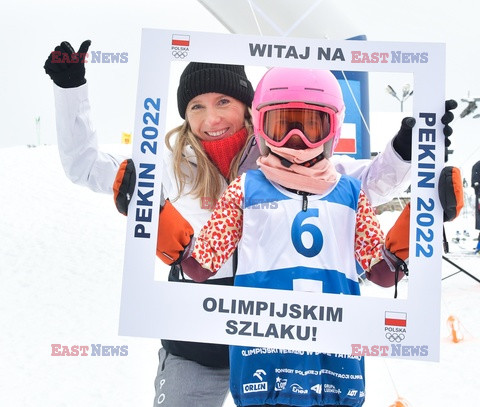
[165,108,254,203]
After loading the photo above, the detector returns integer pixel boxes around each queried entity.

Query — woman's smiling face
[186,92,246,141]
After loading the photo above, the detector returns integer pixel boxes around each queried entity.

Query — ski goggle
[258,102,336,148]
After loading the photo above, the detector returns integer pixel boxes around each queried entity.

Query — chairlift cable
[340,70,371,137]
[246,0,263,36]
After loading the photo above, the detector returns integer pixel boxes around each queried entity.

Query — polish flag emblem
[334,122,356,154]
[385,311,407,327]
[172,34,190,47]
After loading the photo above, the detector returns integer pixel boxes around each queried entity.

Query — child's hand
[392,99,458,162]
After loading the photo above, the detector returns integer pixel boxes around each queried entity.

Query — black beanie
[177,62,254,119]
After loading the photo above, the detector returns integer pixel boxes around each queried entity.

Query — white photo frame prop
[119,29,446,362]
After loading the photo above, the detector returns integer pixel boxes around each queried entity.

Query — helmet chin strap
[270,150,325,168]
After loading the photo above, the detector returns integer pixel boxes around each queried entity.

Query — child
[175,67,462,406]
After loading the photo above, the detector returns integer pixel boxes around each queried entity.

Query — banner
[119,29,446,361]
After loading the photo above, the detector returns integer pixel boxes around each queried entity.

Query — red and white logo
[385,311,407,327]
[334,122,357,154]
[172,34,190,47]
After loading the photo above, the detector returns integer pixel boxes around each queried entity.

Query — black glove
[392,99,458,162]
[392,117,416,161]
[44,40,91,88]
[113,159,136,216]
[441,99,458,159]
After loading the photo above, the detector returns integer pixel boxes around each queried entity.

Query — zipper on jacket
[285,187,311,211]
[301,192,308,211]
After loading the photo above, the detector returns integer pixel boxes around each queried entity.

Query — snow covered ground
[1,145,479,406]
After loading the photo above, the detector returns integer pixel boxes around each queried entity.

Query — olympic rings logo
[172,50,188,59]
[385,332,405,342]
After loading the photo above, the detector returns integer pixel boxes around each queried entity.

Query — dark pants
[475,194,480,230]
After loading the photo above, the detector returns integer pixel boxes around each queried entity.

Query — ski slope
[0,145,478,406]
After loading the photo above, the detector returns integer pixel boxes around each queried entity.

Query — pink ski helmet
[252,67,345,158]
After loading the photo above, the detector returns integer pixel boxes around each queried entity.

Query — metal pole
[442,255,480,283]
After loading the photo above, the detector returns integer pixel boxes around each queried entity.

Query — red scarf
[200,128,248,179]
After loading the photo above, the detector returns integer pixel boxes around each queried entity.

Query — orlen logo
[243,369,268,394]
[253,369,266,380]
[243,382,267,393]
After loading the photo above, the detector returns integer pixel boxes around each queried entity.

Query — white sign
[119,28,445,361]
